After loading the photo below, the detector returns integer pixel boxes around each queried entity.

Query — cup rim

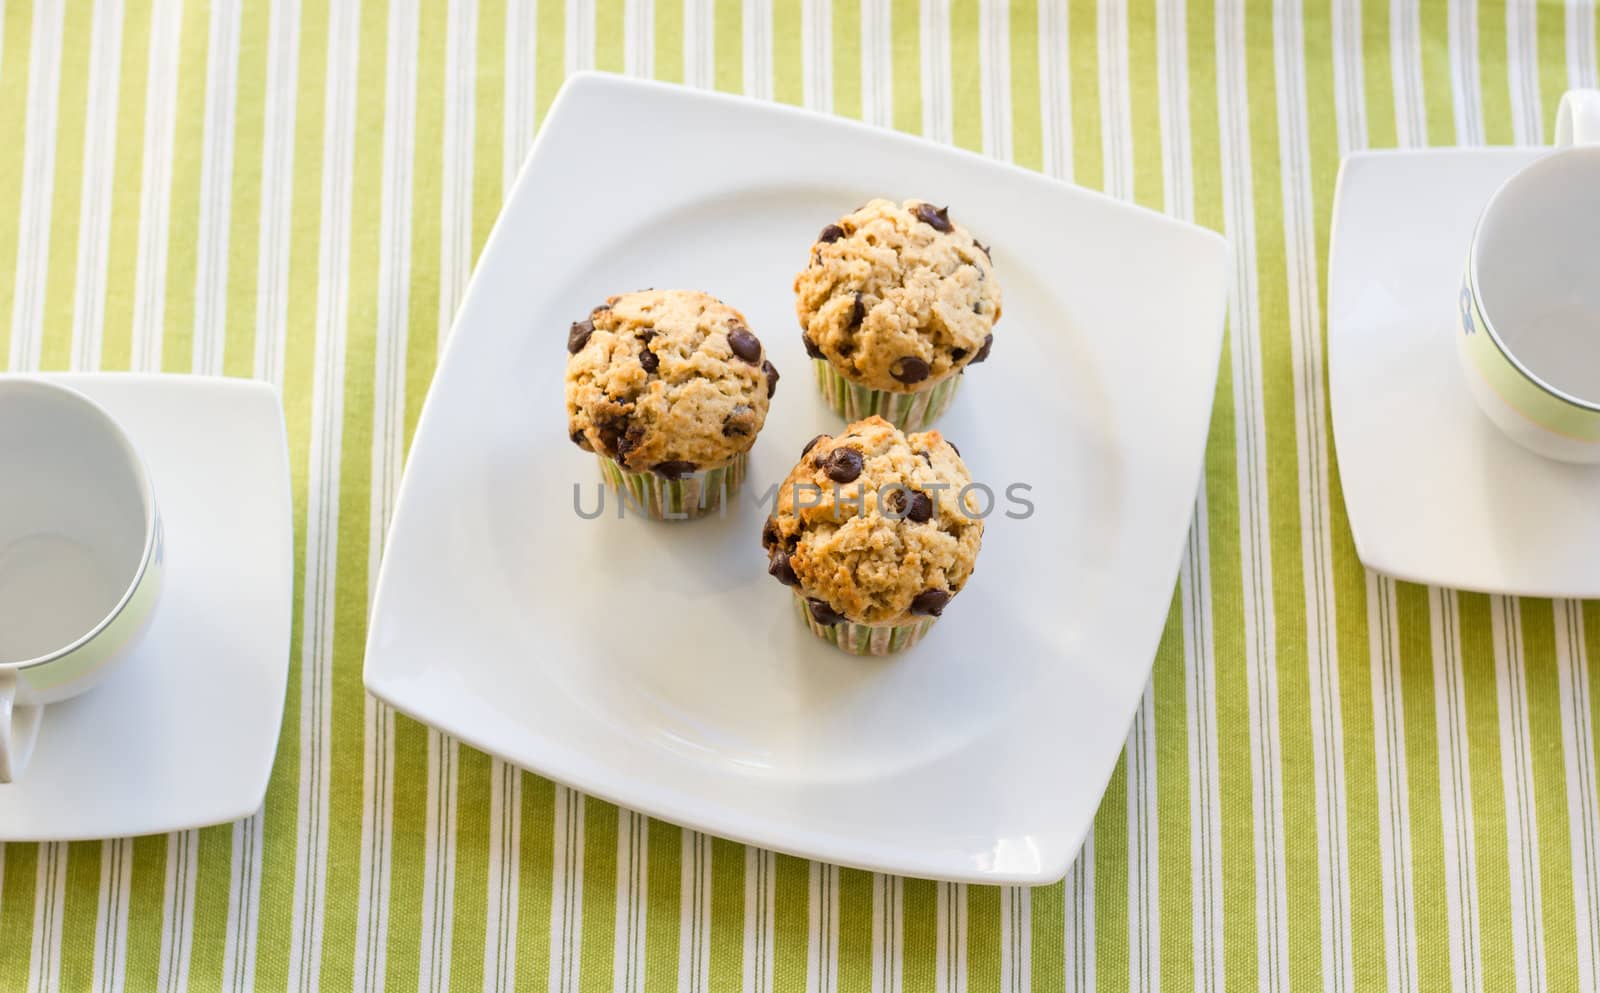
[0,378,161,670]
[1467,144,1600,416]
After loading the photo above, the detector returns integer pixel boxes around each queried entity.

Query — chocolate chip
[801,434,825,458]
[837,341,856,357]
[639,347,659,373]
[638,328,657,342]
[819,223,845,243]
[917,450,932,464]
[906,491,933,523]
[728,327,762,364]
[970,333,993,364]
[761,517,780,549]
[911,203,953,232]
[567,319,594,354]
[598,417,629,456]
[723,405,754,436]
[763,360,779,398]
[850,292,866,329]
[808,598,845,626]
[768,550,800,587]
[891,356,930,385]
[975,239,991,260]
[824,447,863,483]
[951,347,968,361]
[802,333,825,360]
[653,460,697,480]
[946,440,961,457]
[570,429,592,451]
[909,588,951,616]
[616,422,646,459]
[592,302,613,315]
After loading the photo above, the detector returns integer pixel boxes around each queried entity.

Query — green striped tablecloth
[2,0,1598,989]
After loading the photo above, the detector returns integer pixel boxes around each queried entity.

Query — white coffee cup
[0,379,164,782]
[1457,90,1600,463]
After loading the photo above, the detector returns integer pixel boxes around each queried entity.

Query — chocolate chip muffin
[566,289,779,519]
[761,415,984,655]
[794,199,1000,431]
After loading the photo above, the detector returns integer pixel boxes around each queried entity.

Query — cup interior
[0,381,154,666]
[1472,145,1600,405]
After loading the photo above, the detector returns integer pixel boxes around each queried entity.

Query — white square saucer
[0,374,293,840]
[1329,149,1600,598]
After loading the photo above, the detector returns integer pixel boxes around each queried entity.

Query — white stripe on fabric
[860,0,892,128]
[1037,0,1071,183]
[979,0,1010,160]
[1493,597,1546,993]
[1446,0,1483,144]
[1368,575,1419,993]
[684,0,714,89]
[920,0,952,143]
[1556,601,1600,993]
[1391,0,1427,145]
[1504,0,1540,145]
[1276,2,1354,991]
[743,849,776,993]
[1000,887,1029,993]
[484,765,523,993]
[27,845,67,993]
[1064,843,1093,993]
[69,0,124,372]
[623,0,653,77]
[807,863,839,993]
[1329,0,1365,153]
[1217,0,1289,987]
[1432,588,1483,993]
[550,787,586,993]
[252,0,301,392]
[91,839,132,993]
[935,882,966,993]
[222,814,265,993]
[1570,0,1597,89]
[505,0,536,188]
[744,0,773,100]
[801,0,832,111]
[360,0,419,979]
[155,831,198,993]
[192,0,243,375]
[611,812,647,993]
[567,0,596,73]
[1097,0,1129,199]
[870,874,901,993]
[439,0,477,357]
[419,733,461,993]
[287,1,362,988]
[8,0,64,372]
[130,0,183,374]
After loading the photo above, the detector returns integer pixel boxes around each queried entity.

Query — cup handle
[1556,89,1600,146]
[0,670,43,783]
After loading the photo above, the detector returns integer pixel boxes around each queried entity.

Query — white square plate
[365,73,1229,883]
[1329,149,1600,598]
[0,374,293,840]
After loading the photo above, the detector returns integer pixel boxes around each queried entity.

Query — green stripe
[0,0,36,366]
[832,0,862,118]
[224,0,271,378]
[891,0,920,133]
[159,0,212,373]
[1008,0,1041,170]
[773,0,804,105]
[1523,599,1580,983]
[101,0,153,372]
[950,0,981,151]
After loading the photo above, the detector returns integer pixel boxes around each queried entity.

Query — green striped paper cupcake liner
[813,360,962,431]
[596,451,747,521]
[796,596,937,656]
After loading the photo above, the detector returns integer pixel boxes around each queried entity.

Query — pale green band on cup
[1458,276,1600,443]
[17,516,165,694]
[813,360,962,432]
